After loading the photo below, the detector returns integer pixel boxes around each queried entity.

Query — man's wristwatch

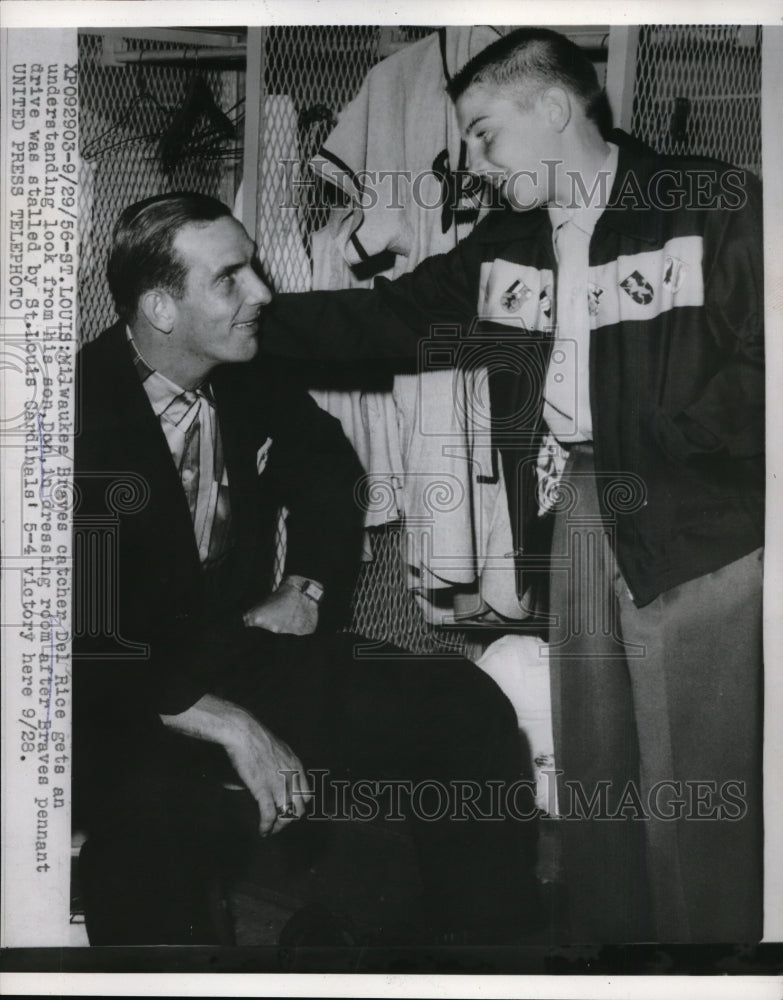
[284,576,325,605]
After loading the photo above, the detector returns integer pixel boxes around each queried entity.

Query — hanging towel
[475,635,559,816]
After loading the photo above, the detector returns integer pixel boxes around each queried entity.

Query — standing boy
[262,28,765,942]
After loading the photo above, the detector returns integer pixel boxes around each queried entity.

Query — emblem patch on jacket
[620,270,654,305]
[479,259,555,332]
[500,279,532,313]
[256,437,273,475]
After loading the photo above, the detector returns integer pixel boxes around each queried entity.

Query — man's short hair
[107,192,233,321]
[447,27,612,137]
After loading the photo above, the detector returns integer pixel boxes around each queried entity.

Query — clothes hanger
[158,49,237,173]
[81,53,177,161]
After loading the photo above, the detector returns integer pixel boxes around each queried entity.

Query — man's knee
[454,658,518,727]
[427,657,522,766]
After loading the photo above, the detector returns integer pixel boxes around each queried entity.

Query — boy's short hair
[447,27,612,136]
[107,192,233,321]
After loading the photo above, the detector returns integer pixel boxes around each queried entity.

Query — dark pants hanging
[77,630,540,945]
[549,443,763,943]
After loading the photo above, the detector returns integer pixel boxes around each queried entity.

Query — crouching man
[72,193,540,946]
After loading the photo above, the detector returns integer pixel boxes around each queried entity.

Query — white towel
[475,635,559,816]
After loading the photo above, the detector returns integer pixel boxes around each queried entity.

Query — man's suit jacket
[73,322,365,757]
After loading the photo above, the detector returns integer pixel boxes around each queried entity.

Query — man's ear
[539,86,572,133]
[138,288,176,334]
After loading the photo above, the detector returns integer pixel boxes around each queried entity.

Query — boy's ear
[540,86,572,132]
[138,288,176,334]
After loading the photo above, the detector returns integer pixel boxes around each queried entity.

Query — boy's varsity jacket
[263,130,764,607]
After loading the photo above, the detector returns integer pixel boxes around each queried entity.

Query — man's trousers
[549,443,763,943]
[76,631,540,945]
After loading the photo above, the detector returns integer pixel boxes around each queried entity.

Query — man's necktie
[165,389,232,564]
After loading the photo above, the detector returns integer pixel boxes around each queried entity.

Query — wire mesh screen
[630,25,762,175]
[77,32,242,343]
[349,525,468,656]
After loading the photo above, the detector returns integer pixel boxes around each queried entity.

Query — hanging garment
[310,27,501,267]
[309,26,524,623]
[309,212,405,531]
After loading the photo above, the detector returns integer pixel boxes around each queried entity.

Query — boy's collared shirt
[543,141,619,443]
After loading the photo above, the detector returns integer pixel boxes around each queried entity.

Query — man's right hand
[223,710,312,835]
[159,693,312,835]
